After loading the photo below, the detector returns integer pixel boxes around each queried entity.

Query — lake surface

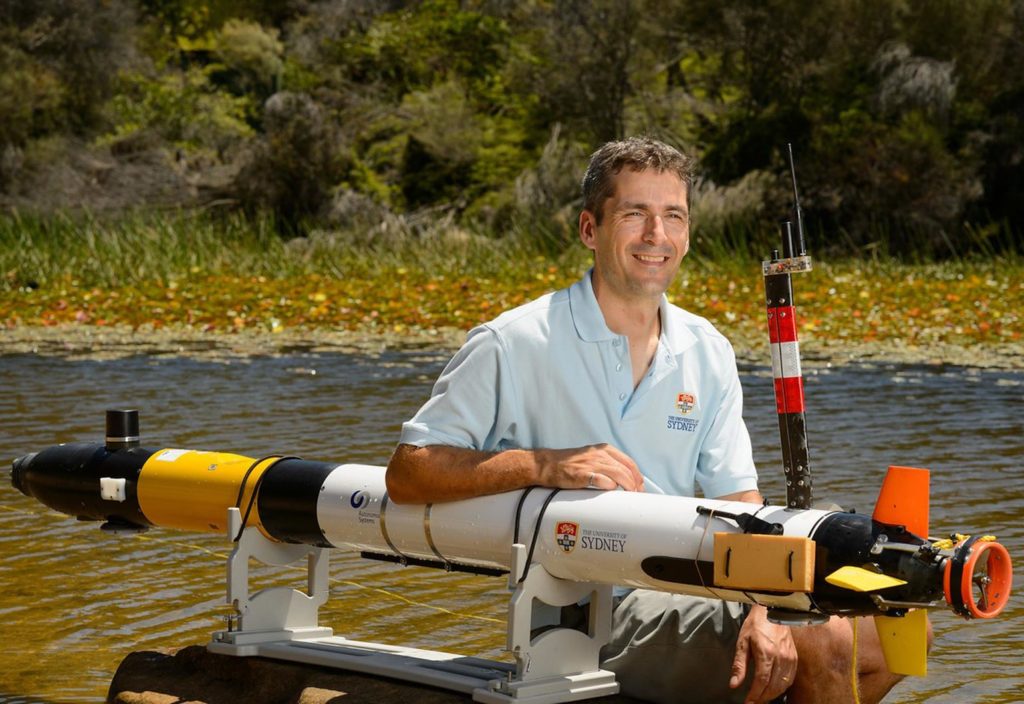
[0,349,1021,703]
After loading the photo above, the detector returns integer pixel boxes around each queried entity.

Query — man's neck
[591,276,663,387]
[591,271,662,337]
[601,296,661,340]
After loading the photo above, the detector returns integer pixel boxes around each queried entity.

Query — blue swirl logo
[350,491,367,509]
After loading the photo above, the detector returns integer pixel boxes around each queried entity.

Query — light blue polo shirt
[400,270,758,498]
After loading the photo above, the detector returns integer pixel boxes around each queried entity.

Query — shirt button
[664,354,671,362]
[612,339,621,347]
[618,392,626,401]
[616,363,623,372]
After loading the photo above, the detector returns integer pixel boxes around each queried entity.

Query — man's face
[579,167,690,305]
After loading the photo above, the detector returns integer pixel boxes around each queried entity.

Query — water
[0,350,1021,703]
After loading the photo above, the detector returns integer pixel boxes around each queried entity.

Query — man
[386,137,903,704]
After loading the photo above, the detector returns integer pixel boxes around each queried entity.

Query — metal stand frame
[209,509,619,703]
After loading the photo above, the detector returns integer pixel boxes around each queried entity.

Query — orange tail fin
[872,466,929,538]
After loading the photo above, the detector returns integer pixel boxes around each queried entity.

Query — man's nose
[643,215,667,243]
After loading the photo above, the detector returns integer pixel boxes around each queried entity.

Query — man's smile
[633,253,671,264]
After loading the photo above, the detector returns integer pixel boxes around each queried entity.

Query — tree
[234,91,347,229]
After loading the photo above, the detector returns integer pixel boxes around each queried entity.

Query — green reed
[1,208,1018,295]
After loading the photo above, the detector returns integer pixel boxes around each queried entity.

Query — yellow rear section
[137,448,271,533]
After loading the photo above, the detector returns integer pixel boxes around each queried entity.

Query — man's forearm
[385,442,645,504]
[385,443,545,504]
[716,489,764,504]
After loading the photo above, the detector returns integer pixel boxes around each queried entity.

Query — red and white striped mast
[764,144,814,509]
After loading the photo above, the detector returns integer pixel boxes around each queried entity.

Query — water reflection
[0,352,1021,703]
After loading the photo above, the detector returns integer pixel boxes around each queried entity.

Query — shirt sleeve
[694,342,759,499]
[399,325,520,451]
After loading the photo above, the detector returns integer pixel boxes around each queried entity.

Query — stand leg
[474,544,619,703]
[210,508,333,652]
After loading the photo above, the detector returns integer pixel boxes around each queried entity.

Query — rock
[107,645,644,704]
[294,687,347,704]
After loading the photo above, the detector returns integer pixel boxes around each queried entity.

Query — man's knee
[791,616,854,675]
[602,592,749,704]
[789,615,932,704]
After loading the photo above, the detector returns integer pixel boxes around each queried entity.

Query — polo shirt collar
[569,269,698,354]
[658,295,697,354]
[569,270,616,342]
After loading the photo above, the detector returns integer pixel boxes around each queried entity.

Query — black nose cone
[11,453,36,495]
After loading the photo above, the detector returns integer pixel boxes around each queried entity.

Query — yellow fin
[874,610,929,676]
[825,566,907,592]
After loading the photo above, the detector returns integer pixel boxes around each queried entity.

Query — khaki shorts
[600,590,752,704]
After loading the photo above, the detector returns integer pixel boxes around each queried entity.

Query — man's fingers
[743,651,774,703]
[742,643,796,703]
[729,635,748,688]
[594,444,644,491]
[770,667,793,699]
[543,444,643,492]
[600,443,639,471]
[581,465,623,491]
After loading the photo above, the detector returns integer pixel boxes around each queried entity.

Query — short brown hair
[581,137,694,222]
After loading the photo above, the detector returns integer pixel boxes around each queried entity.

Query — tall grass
[0,210,293,288]
[1,208,1016,294]
[0,209,576,291]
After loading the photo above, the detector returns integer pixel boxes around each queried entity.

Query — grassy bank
[1,212,1021,363]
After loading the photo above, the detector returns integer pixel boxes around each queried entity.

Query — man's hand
[729,604,798,704]
[538,444,645,492]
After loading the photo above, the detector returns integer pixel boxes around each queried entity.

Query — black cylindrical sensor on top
[106,409,140,451]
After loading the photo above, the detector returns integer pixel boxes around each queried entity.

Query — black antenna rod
[787,143,806,257]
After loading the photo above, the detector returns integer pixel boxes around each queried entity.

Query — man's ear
[579,210,598,251]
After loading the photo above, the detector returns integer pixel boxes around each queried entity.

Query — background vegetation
[2,211,1020,356]
[2,0,1023,267]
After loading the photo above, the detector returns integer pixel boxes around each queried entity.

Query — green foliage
[163,17,287,107]
[326,0,510,99]
[102,67,254,155]
[663,0,1024,256]
[234,91,348,229]
[0,0,138,138]
[212,19,284,96]
[0,46,65,148]
[1,0,1022,256]
[137,0,299,45]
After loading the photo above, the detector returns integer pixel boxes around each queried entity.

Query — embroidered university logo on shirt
[675,392,695,415]
[668,391,699,432]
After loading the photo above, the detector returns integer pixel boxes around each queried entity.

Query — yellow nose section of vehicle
[137,449,266,533]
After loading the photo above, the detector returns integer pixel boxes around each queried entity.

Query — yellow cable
[851,617,861,704]
[331,578,503,624]
[133,531,231,559]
